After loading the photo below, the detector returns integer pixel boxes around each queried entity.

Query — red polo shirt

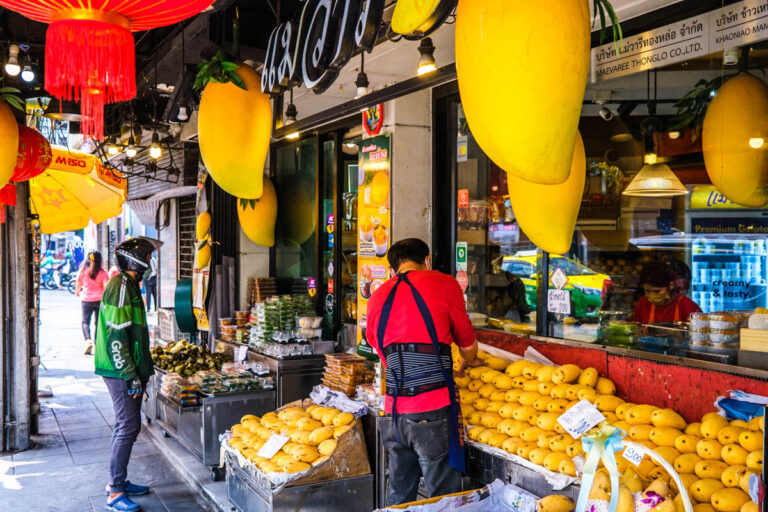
[634,294,701,324]
[367,270,476,414]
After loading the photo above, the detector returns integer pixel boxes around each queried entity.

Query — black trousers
[379,405,463,506]
[144,277,157,310]
[81,300,100,340]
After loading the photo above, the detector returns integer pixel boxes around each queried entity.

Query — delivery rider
[367,238,482,505]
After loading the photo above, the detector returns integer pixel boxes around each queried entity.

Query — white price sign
[548,289,571,315]
[622,443,645,467]
[256,434,290,459]
[557,399,605,439]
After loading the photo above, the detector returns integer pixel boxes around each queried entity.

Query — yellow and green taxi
[501,251,610,318]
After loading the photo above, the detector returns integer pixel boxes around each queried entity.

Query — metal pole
[536,251,549,337]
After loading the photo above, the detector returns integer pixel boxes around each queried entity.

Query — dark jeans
[104,377,142,493]
[144,277,157,310]
[81,301,100,340]
[380,406,463,506]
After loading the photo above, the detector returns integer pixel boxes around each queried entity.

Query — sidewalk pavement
[0,289,210,512]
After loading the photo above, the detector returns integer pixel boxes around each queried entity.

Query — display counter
[475,329,768,420]
[214,338,326,409]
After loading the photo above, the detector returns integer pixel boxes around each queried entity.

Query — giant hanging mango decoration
[455,0,590,184]
[198,63,271,199]
[508,133,586,254]
[238,177,277,247]
[0,100,19,189]
[703,73,768,207]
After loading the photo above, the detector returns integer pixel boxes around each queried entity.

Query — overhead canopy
[30,146,127,234]
[127,186,197,226]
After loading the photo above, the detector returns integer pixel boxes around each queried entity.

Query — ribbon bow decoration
[575,422,626,512]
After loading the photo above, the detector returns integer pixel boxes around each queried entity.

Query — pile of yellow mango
[227,404,355,474]
[456,351,764,512]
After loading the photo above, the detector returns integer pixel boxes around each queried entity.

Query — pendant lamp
[0,0,214,140]
[623,154,688,197]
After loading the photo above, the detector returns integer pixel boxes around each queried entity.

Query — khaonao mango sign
[261,0,453,95]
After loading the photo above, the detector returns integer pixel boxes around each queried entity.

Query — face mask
[646,290,670,305]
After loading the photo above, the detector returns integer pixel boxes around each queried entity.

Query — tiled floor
[0,290,209,512]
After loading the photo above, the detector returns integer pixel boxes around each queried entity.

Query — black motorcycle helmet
[115,237,162,274]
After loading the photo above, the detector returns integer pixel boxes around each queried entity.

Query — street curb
[143,419,231,512]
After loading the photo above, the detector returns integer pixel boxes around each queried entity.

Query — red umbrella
[0,125,52,221]
[0,0,215,139]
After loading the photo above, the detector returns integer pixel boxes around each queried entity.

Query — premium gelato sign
[591,0,768,83]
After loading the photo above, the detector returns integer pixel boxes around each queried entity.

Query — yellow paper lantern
[703,73,768,207]
[198,63,271,199]
[508,133,586,254]
[455,0,590,185]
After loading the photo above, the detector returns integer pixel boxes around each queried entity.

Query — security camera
[599,106,614,122]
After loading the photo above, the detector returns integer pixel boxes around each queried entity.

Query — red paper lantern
[0,1,215,140]
[13,125,52,182]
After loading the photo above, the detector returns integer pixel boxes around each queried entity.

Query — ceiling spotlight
[355,54,369,98]
[149,132,162,159]
[125,137,137,159]
[5,44,20,77]
[286,131,300,140]
[417,37,436,76]
[177,105,189,122]
[668,130,681,140]
[21,62,34,83]
[107,137,120,156]
[285,101,297,124]
[749,137,765,149]
[598,106,614,122]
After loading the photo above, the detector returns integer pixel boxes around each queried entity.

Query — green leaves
[670,75,732,141]
[593,0,623,47]
[193,51,248,92]
[0,86,24,111]
[239,198,259,210]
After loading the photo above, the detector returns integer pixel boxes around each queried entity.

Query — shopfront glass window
[275,137,318,280]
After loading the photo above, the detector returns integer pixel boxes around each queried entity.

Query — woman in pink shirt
[76,251,109,355]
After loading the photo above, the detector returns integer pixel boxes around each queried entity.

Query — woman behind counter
[633,262,701,324]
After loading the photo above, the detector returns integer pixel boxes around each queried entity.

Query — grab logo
[111,340,125,369]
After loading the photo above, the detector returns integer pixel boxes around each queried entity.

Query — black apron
[376,271,466,474]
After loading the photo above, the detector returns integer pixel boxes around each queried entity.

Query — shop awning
[29,146,127,234]
[127,186,197,226]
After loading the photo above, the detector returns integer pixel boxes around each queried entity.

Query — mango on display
[507,134,586,254]
[455,0,589,184]
[198,64,271,199]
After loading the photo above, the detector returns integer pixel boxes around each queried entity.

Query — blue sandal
[105,494,140,512]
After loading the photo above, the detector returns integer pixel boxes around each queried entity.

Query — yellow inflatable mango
[238,177,278,247]
[455,0,589,185]
[703,73,768,207]
[711,488,751,512]
[507,133,586,253]
[538,495,575,512]
[277,176,317,246]
[199,63,270,199]
[0,100,17,189]
[652,409,687,430]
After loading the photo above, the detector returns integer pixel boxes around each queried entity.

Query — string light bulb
[5,44,20,76]
[417,38,436,76]
[107,137,120,156]
[749,137,765,149]
[149,132,162,159]
[21,61,34,82]
[125,136,137,159]
[177,105,188,121]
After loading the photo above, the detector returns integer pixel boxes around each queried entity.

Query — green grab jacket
[94,272,154,382]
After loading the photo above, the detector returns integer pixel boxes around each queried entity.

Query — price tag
[622,444,645,467]
[236,345,248,364]
[548,289,571,315]
[557,399,606,438]
[256,434,289,459]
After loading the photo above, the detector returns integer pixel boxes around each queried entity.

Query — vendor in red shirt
[634,262,701,323]
[367,238,482,506]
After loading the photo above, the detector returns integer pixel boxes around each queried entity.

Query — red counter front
[477,330,768,422]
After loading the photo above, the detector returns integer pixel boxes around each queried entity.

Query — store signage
[592,0,768,82]
[548,289,571,315]
[550,266,568,290]
[456,242,468,271]
[457,135,468,162]
[457,188,469,208]
[363,104,384,136]
[691,216,768,234]
[456,270,469,292]
[557,399,605,438]
[357,134,392,361]
[308,277,317,297]
[261,0,385,94]
[690,185,752,209]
